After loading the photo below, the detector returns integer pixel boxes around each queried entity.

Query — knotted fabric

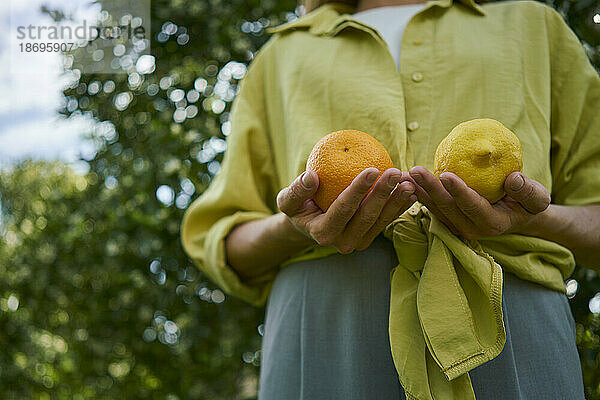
[383,202,575,400]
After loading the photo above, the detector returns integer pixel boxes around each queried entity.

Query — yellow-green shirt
[181,1,600,398]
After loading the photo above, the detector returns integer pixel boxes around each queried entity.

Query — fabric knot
[384,204,429,275]
[382,202,574,400]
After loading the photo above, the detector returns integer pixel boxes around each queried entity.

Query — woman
[181,0,600,398]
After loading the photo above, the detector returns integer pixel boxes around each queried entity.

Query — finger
[504,172,551,214]
[378,180,416,223]
[356,182,417,250]
[277,171,319,215]
[342,169,404,242]
[410,166,476,233]
[322,167,380,235]
[439,172,496,227]
[408,174,459,234]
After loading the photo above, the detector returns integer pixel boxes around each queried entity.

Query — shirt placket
[400,13,434,169]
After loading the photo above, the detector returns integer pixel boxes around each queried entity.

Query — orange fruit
[306,129,394,211]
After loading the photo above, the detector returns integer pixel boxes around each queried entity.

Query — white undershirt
[352,4,425,69]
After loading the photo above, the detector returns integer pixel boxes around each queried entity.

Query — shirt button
[407,121,420,132]
[412,40,422,46]
[411,72,423,82]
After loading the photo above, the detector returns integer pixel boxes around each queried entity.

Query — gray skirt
[258,235,585,400]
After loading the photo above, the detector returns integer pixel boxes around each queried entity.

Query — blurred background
[0,0,598,399]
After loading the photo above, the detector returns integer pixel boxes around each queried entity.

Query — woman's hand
[277,168,417,254]
[408,166,551,240]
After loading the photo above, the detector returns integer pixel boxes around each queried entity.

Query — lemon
[433,118,523,203]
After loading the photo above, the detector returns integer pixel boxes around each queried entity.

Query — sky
[0,0,98,171]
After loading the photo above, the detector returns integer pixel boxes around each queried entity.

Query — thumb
[504,172,550,214]
[277,171,319,215]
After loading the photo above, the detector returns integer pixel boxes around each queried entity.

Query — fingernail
[510,174,525,191]
[411,172,423,183]
[301,171,315,188]
[388,174,401,188]
[366,170,379,185]
[440,174,453,189]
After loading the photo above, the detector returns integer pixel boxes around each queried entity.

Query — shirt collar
[266,0,486,35]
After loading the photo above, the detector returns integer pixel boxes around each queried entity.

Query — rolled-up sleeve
[180,48,279,308]
[547,6,600,206]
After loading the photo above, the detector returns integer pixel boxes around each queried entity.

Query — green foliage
[0,0,598,399]
[0,157,264,399]
[1,0,296,398]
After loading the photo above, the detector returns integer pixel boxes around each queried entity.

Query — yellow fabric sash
[383,202,575,400]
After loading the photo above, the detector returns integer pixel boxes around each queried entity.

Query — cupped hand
[408,166,551,240]
[277,168,417,254]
